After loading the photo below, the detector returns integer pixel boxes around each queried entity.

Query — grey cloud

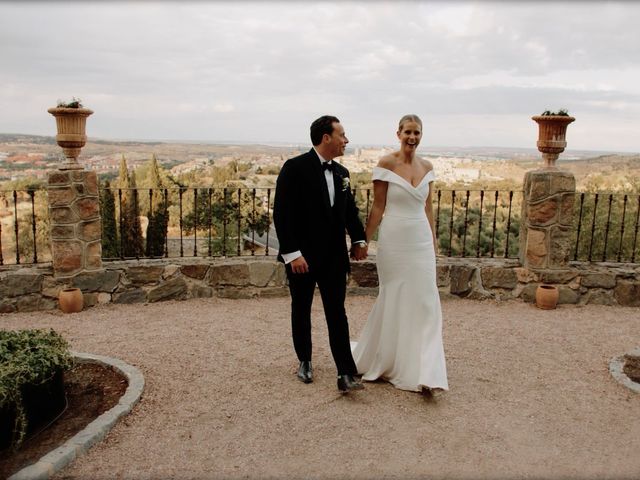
[0,2,638,151]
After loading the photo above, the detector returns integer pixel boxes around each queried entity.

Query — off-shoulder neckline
[373,166,434,189]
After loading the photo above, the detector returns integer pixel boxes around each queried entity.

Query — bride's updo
[398,114,422,131]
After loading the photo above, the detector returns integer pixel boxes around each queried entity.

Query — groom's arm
[342,172,366,242]
[273,160,301,258]
[342,171,367,260]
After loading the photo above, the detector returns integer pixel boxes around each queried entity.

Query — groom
[274,115,368,393]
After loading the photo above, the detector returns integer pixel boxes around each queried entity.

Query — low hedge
[0,329,73,449]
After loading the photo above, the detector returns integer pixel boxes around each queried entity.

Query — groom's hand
[290,256,309,274]
[351,244,368,261]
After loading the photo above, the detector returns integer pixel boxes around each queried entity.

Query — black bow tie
[322,162,334,172]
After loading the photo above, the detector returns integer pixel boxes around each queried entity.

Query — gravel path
[2,296,639,479]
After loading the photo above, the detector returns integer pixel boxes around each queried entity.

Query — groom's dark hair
[310,115,340,146]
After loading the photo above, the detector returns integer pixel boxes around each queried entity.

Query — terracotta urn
[531,114,575,169]
[535,284,559,310]
[58,287,83,313]
[47,106,94,170]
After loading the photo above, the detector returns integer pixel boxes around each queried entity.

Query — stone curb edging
[9,352,145,480]
[609,346,640,394]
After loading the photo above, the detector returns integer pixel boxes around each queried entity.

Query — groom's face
[325,122,349,158]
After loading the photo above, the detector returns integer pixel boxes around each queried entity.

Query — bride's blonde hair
[398,114,422,131]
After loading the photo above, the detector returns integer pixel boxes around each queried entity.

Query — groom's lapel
[309,149,332,215]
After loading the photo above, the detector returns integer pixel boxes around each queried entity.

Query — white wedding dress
[352,167,448,392]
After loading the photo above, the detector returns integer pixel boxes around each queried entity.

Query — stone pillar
[47,170,102,278]
[519,169,575,270]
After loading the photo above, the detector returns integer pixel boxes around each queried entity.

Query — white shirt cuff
[282,251,302,264]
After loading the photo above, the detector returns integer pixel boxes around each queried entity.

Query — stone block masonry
[47,170,102,278]
[520,169,576,270]
[1,257,639,314]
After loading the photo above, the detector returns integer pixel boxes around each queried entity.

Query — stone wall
[47,170,102,277]
[520,169,576,269]
[1,257,639,314]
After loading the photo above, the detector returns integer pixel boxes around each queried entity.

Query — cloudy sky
[1,1,639,152]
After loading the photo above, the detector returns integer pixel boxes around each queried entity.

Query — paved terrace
[2,296,640,479]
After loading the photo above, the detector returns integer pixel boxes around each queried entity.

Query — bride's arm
[365,180,388,243]
[425,184,438,253]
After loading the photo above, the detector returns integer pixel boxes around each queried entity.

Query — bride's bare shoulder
[377,152,398,169]
[418,157,434,172]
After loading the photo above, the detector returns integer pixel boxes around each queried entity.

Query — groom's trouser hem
[286,266,357,376]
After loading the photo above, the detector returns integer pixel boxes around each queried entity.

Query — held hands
[350,243,368,261]
[291,245,367,272]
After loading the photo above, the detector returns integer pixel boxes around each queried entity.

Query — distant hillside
[1,132,639,192]
[0,133,167,147]
[564,154,640,165]
[91,139,165,147]
[0,133,56,145]
[558,154,640,191]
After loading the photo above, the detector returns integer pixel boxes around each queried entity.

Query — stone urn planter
[58,287,84,313]
[532,111,575,169]
[535,284,559,310]
[48,99,93,170]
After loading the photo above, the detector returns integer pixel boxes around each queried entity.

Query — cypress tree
[117,155,144,258]
[100,180,119,258]
[117,155,131,257]
[126,170,145,257]
[145,155,168,257]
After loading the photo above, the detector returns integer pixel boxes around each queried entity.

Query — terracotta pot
[531,115,575,168]
[535,284,559,310]
[47,107,94,170]
[59,288,83,313]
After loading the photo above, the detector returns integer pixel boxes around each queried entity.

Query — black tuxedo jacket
[273,148,366,273]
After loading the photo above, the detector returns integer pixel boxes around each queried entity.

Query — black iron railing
[0,189,48,265]
[573,192,640,263]
[1,186,639,265]
[352,188,522,259]
[100,186,274,260]
[435,189,521,258]
[99,186,523,261]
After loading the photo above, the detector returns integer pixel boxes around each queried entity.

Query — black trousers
[286,262,358,376]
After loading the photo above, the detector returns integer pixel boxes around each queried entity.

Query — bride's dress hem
[361,374,449,393]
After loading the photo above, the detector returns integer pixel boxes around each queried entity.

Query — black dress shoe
[337,374,364,392]
[297,361,313,383]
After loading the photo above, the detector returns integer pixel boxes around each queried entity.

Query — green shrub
[56,97,83,108]
[541,108,569,116]
[0,329,73,449]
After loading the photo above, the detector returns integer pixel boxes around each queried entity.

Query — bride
[352,114,448,394]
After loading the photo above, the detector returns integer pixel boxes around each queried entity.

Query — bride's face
[397,121,422,151]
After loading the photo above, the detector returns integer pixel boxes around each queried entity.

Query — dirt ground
[1,296,639,480]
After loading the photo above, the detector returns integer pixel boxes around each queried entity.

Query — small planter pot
[536,284,559,310]
[59,288,83,313]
